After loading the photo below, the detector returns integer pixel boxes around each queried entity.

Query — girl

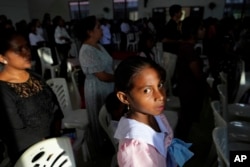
[114,56,193,167]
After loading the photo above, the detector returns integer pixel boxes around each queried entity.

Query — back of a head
[114,56,166,92]
[169,4,182,17]
[181,16,202,40]
[73,15,96,42]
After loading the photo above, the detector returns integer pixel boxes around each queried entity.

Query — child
[114,57,193,167]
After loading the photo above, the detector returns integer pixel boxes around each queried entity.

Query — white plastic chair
[37,47,60,78]
[211,100,227,127]
[70,69,82,109]
[99,105,118,167]
[14,137,76,167]
[211,101,250,143]
[217,84,250,122]
[46,78,90,162]
[212,127,230,167]
[126,32,139,51]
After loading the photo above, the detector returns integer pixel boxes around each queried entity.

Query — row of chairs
[37,46,80,79]
[112,32,140,51]
[208,61,250,166]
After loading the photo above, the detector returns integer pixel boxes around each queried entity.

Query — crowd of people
[0,3,250,166]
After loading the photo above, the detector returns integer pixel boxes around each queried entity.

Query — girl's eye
[143,88,151,94]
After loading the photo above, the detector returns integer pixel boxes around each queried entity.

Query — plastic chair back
[210,101,227,127]
[70,69,82,109]
[14,137,76,167]
[37,47,60,78]
[98,105,118,151]
[46,78,73,117]
[212,127,230,167]
[217,84,229,122]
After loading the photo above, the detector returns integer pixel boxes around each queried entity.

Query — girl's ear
[116,91,129,105]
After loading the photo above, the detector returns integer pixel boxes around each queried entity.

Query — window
[69,1,89,20]
[113,0,138,20]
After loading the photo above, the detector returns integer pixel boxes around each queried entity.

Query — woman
[75,16,114,147]
[0,32,63,164]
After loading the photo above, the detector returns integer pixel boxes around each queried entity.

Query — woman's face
[127,67,166,116]
[2,35,32,70]
[90,21,103,41]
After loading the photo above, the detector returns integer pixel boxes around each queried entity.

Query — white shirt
[120,22,130,34]
[29,33,45,46]
[54,26,71,44]
[100,24,111,45]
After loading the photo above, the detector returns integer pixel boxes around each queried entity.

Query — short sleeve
[79,46,105,74]
[117,138,166,167]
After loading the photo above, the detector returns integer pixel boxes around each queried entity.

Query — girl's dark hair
[114,56,166,92]
[73,15,97,42]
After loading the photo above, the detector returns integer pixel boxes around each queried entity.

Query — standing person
[100,18,112,55]
[114,56,193,167]
[162,4,183,54]
[175,17,206,141]
[74,15,114,148]
[0,32,63,165]
[42,13,54,45]
[120,19,130,51]
[53,16,72,78]
[138,32,157,62]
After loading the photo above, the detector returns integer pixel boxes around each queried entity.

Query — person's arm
[79,46,114,82]
[94,71,114,82]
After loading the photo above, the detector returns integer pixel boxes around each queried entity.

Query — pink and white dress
[114,114,193,167]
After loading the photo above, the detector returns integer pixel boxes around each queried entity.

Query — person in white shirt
[53,16,72,78]
[100,18,112,55]
[120,19,131,51]
[28,19,45,47]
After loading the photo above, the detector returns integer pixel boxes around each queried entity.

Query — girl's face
[1,36,32,70]
[127,67,166,116]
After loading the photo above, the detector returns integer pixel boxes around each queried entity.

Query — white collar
[114,115,169,157]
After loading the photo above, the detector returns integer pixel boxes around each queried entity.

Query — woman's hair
[0,31,23,55]
[73,15,97,42]
[114,56,166,92]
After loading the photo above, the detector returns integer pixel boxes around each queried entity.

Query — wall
[27,0,70,22]
[0,0,30,24]
[139,0,225,19]
[0,0,225,24]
